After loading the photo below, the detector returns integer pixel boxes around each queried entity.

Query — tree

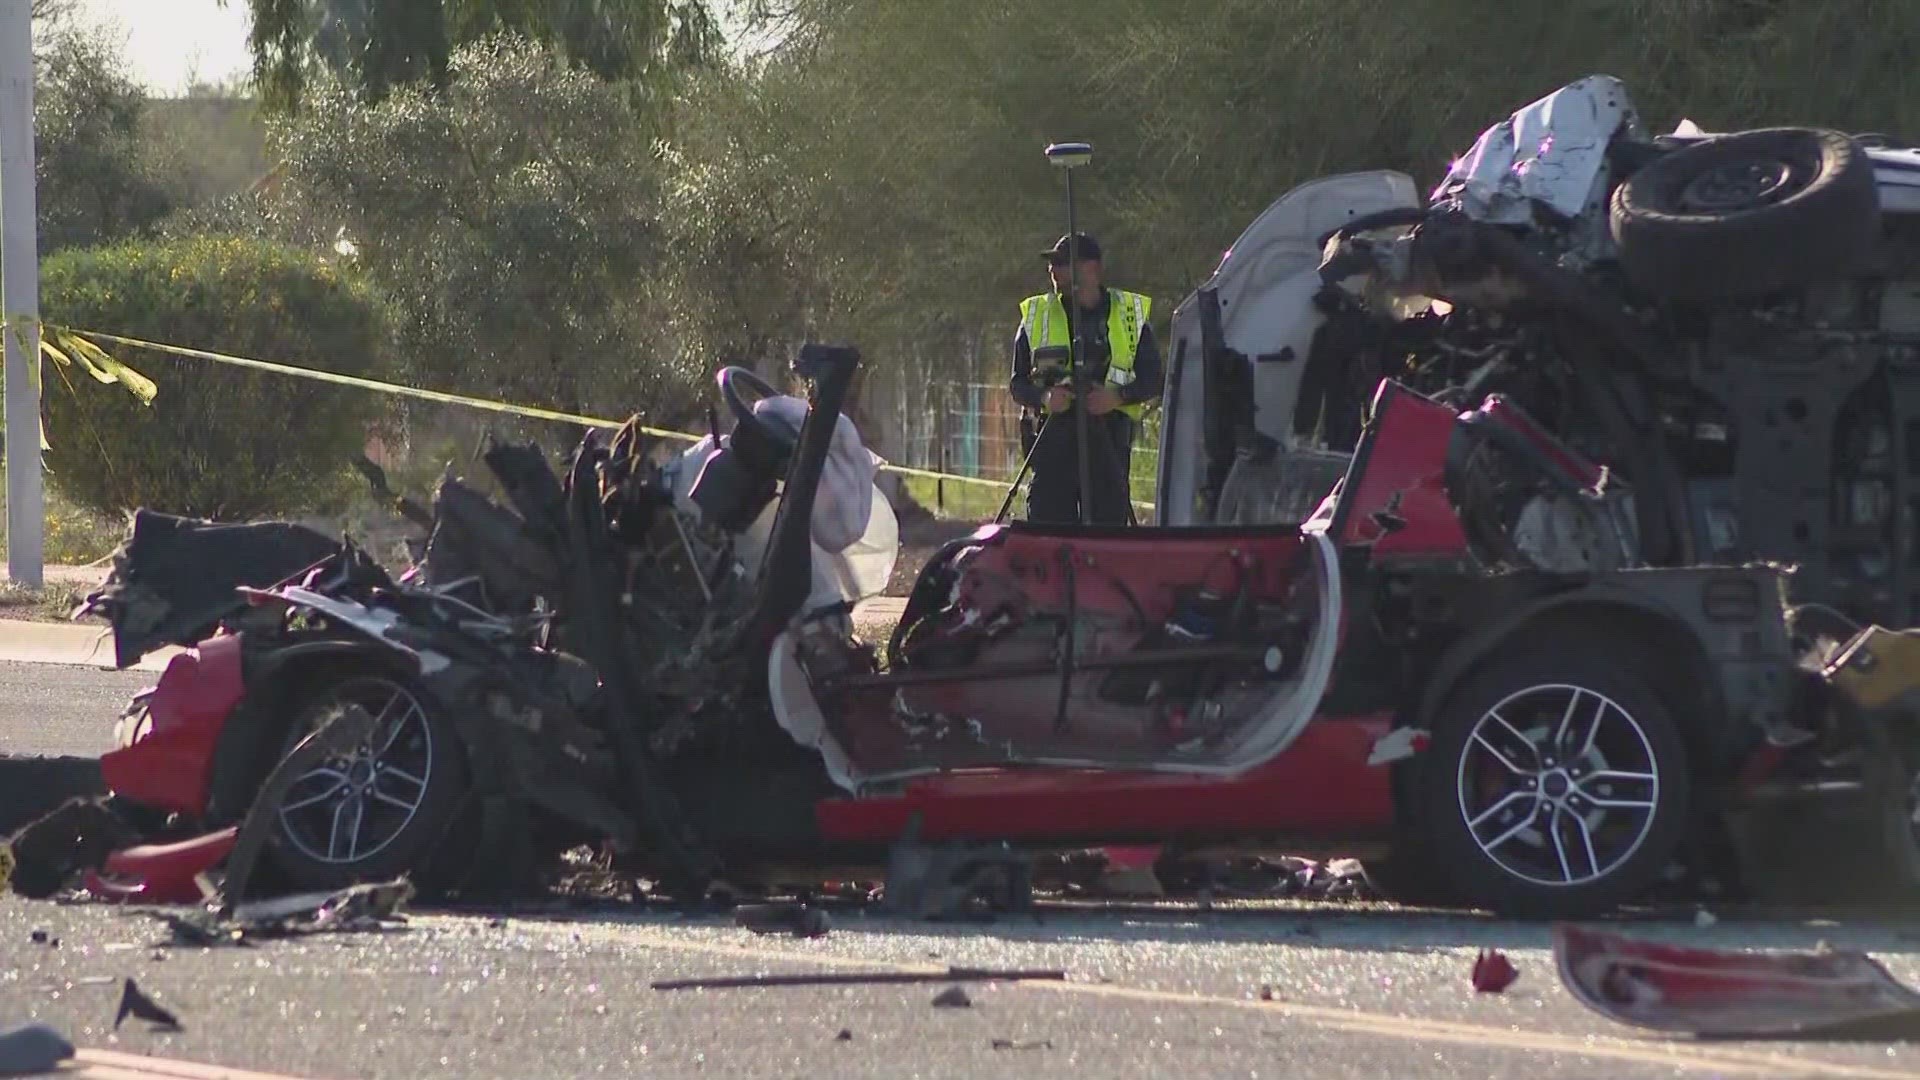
[39,236,391,519]
[701,0,1920,359]
[261,35,703,423]
[30,0,74,29]
[223,0,721,111]
[32,28,173,253]
[138,79,272,211]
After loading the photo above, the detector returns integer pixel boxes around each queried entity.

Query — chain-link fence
[858,360,1162,519]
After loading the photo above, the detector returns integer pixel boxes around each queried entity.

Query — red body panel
[82,826,239,904]
[1474,394,1603,487]
[815,714,1395,843]
[1337,382,1471,556]
[100,633,246,817]
[958,525,1302,622]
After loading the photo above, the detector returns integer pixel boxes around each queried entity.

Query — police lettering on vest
[1017,288,1153,420]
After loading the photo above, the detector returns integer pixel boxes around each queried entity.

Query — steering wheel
[717,365,798,449]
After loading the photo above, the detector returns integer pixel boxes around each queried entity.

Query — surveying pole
[1,0,42,585]
[1045,141,1095,526]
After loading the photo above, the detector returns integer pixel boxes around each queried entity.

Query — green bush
[38,235,390,519]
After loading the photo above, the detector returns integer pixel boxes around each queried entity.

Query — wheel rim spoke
[379,766,427,793]
[1468,789,1533,832]
[369,789,417,811]
[1567,807,1602,880]
[374,696,422,756]
[1552,689,1584,756]
[1485,711,1543,769]
[326,797,357,861]
[1548,806,1575,883]
[1479,812,1538,854]
[281,787,342,813]
[1576,769,1657,809]
[1470,731,1530,775]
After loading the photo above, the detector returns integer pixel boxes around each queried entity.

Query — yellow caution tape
[50,326,1156,506]
[70,328,676,438]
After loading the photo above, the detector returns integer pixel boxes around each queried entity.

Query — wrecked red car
[22,76,1920,920]
[28,343,1805,920]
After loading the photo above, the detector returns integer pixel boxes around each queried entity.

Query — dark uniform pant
[1025,409,1135,525]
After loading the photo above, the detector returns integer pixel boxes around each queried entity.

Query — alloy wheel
[1455,683,1661,888]
[275,678,436,866]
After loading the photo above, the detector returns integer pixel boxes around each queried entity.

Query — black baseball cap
[1041,232,1102,264]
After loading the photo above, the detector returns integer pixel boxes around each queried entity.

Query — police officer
[1009,232,1163,525]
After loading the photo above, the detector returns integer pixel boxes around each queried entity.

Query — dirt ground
[882,497,986,598]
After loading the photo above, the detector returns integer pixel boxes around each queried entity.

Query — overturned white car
[1160,74,1920,633]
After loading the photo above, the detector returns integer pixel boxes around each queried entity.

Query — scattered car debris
[931,986,972,1009]
[139,878,415,949]
[0,1021,74,1076]
[884,837,1034,922]
[1554,924,1920,1038]
[1471,948,1520,993]
[3,797,139,900]
[114,978,181,1032]
[734,901,831,938]
[651,966,1067,992]
[991,1038,1052,1050]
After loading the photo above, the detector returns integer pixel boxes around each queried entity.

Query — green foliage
[0,486,125,567]
[32,28,174,253]
[139,82,273,210]
[257,35,705,424]
[225,0,721,112]
[104,0,1920,522]
[38,236,391,520]
[685,0,1920,359]
[630,0,1920,508]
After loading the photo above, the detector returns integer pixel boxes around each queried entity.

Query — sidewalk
[3,562,113,590]
[0,618,178,672]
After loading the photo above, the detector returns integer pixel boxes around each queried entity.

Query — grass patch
[898,441,1159,524]
[0,580,87,623]
[900,474,1015,522]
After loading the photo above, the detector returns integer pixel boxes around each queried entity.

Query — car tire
[1846,719,1920,899]
[252,672,473,894]
[1420,647,1691,919]
[1610,127,1881,300]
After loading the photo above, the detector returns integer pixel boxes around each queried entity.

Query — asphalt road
[0,658,148,758]
[9,664,1920,1080]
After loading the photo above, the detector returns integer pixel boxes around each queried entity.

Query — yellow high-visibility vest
[1018,287,1152,420]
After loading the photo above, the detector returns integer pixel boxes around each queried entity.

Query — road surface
[7,659,1920,1079]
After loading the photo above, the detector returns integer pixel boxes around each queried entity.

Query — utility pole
[0,0,41,585]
